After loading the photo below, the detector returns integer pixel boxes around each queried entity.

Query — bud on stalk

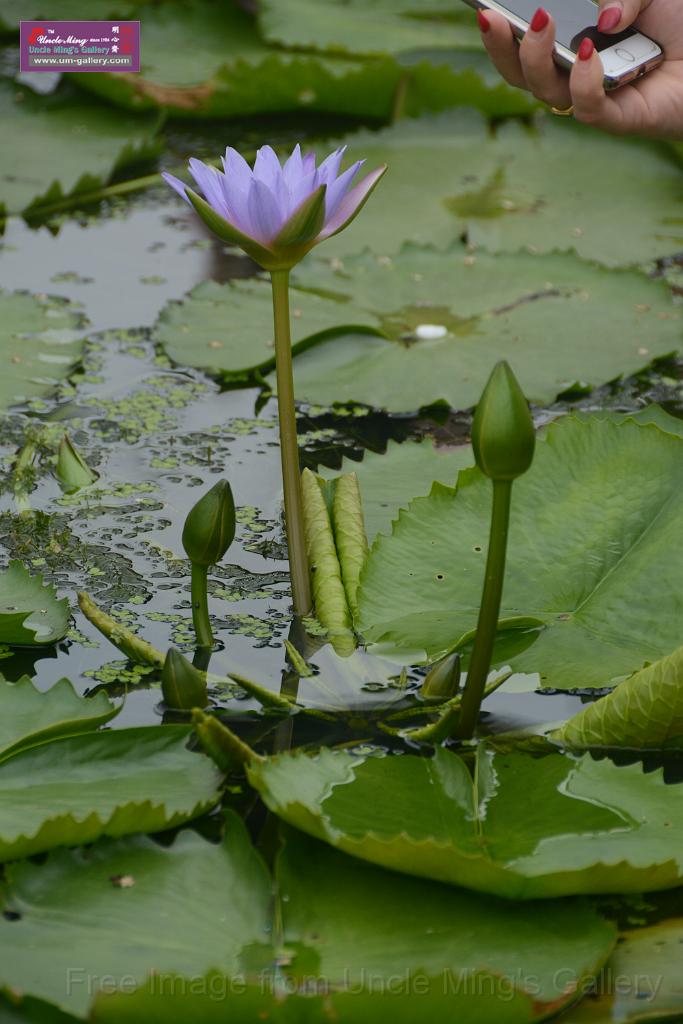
[182,480,236,649]
[454,361,535,740]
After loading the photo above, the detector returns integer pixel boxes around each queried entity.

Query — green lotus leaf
[0,725,221,862]
[0,562,70,646]
[0,292,86,412]
[331,472,368,619]
[358,415,683,690]
[0,82,160,220]
[551,643,683,751]
[249,743,683,899]
[0,675,118,762]
[0,815,615,1022]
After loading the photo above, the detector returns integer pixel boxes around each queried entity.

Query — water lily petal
[302,151,316,174]
[289,168,320,211]
[247,178,285,244]
[324,159,363,221]
[283,144,304,189]
[222,147,253,191]
[253,145,284,195]
[162,172,191,205]
[317,146,346,186]
[188,158,229,218]
[319,165,388,240]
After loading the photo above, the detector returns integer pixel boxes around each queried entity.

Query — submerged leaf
[249,743,683,899]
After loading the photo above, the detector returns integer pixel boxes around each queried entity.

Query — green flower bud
[472,362,535,481]
[421,652,461,702]
[161,649,208,710]
[56,433,98,494]
[182,480,236,567]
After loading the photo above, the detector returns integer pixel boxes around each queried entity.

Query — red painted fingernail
[578,37,595,60]
[530,7,550,32]
[598,6,622,32]
[477,9,490,33]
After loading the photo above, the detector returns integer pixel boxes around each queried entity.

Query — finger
[518,7,572,107]
[596,0,653,33]
[570,38,627,132]
[477,8,526,90]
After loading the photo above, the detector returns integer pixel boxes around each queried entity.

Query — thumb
[596,0,651,32]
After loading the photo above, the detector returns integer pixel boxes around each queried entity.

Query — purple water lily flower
[163,143,386,270]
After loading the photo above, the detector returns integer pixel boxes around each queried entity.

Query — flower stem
[270,269,312,617]
[191,562,213,648]
[454,479,513,740]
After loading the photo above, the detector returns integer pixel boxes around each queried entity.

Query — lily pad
[157,245,680,412]
[0,82,160,219]
[0,725,221,862]
[319,439,473,543]
[358,416,683,689]
[0,561,70,646]
[73,0,404,120]
[249,743,683,899]
[0,292,86,412]
[312,111,683,266]
[559,916,683,1023]
[0,675,118,762]
[0,813,615,1021]
[152,277,376,381]
[257,0,481,56]
[285,245,680,411]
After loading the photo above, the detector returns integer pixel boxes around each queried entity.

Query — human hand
[477,0,683,138]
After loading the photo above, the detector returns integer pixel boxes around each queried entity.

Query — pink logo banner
[20,20,140,72]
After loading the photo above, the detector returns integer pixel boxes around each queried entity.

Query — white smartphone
[464,0,663,89]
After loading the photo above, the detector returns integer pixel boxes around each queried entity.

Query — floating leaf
[560,915,683,1023]
[358,416,683,689]
[157,244,680,412]
[0,82,160,219]
[0,725,221,862]
[249,744,683,899]
[283,245,681,411]
[0,291,85,412]
[257,0,481,56]
[0,675,118,762]
[152,276,376,381]
[0,814,615,1021]
[551,643,683,751]
[73,0,405,120]
[0,562,70,646]
[308,111,683,266]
